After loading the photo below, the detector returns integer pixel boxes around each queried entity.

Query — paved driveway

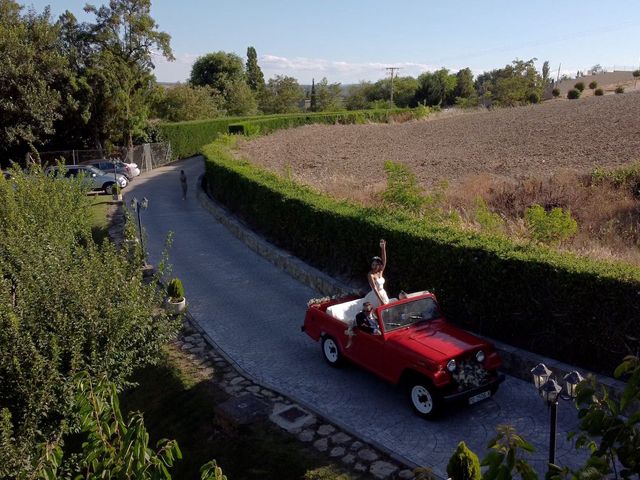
[127,157,586,476]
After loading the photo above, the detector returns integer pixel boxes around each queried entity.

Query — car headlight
[446,359,457,372]
[476,350,485,363]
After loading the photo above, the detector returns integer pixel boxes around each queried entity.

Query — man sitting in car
[355,302,381,335]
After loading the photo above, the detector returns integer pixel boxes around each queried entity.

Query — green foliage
[474,197,504,235]
[416,68,458,106]
[574,82,585,92]
[152,84,222,122]
[200,460,228,480]
[561,355,640,479]
[167,278,185,301]
[525,204,578,245]
[455,68,476,99]
[634,70,640,78]
[344,81,375,110]
[382,160,424,214]
[0,168,179,475]
[314,77,343,112]
[594,88,604,96]
[588,81,598,90]
[615,86,625,94]
[476,59,544,107]
[528,92,540,104]
[447,441,481,480]
[261,75,305,114]
[245,46,265,93]
[481,425,538,480]
[567,89,581,99]
[592,163,640,194]
[202,136,640,375]
[222,79,257,116]
[189,51,245,95]
[552,88,560,97]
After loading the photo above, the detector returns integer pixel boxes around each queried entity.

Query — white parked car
[45,165,127,194]
[81,158,140,179]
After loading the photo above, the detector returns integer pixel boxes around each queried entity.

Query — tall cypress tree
[310,78,317,111]
[245,46,265,92]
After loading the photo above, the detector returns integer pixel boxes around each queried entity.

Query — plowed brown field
[237,92,640,204]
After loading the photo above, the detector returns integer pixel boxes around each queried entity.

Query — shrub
[525,204,578,245]
[633,69,640,78]
[552,87,560,97]
[588,81,598,90]
[574,81,585,91]
[167,278,185,301]
[527,92,540,104]
[567,89,581,99]
[615,86,625,94]
[202,136,640,375]
[381,160,424,214]
[474,197,504,234]
[594,88,604,96]
[447,441,481,480]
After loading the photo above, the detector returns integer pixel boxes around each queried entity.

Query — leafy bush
[381,160,424,214]
[552,87,560,97]
[574,81,585,91]
[447,442,481,480]
[588,81,598,89]
[527,92,540,104]
[525,204,578,245]
[168,278,185,301]
[474,197,504,234]
[594,88,604,96]
[481,426,537,480]
[633,69,640,78]
[567,89,581,99]
[202,136,640,375]
[615,85,625,94]
[0,168,179,475]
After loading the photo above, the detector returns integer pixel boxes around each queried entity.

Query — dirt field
[237,91,640,204]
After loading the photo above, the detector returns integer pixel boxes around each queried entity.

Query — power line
[385,67,401,107]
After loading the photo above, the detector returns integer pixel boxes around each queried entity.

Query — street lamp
[531,363,584,468]
[130,197,149,259]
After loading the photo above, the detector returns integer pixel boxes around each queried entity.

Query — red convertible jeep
[302,291,504,418]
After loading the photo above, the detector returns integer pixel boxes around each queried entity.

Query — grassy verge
[88,193,113,243]
[121,344,362,480]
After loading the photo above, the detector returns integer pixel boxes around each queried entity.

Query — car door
[349,321,385,375]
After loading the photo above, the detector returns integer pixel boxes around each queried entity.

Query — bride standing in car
[363,239,389,307]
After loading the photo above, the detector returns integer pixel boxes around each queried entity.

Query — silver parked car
[81,158,140,179]
[45,165,127,194]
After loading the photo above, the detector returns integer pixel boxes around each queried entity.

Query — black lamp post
[531,363,584,468]
[130,197,149,259]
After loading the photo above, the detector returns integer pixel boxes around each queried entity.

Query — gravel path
[125,157,587,476]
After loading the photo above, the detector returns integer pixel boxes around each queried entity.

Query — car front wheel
[321,335,343,367]
[104,183,116,195]
[408,378,439,418]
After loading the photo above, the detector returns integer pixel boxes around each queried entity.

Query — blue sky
[26,0,640,83]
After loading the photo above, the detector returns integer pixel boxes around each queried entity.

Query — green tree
[223,78,257,116]
[314,77,343,111]
[152,84,222,122]
[0,1,70,161]
[82,0,174,148]
[542,60,551,84]
[454,68,475,100]
[261,75,304,114]
[190,51,245,96]
[310,78,317,111]
[344,81,374,110]
[447,441,481,480]
[390,76,420,107]
[479,59,544,107]
[416,68,457,106]
[245,46,265,92]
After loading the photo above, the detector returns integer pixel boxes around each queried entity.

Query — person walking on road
[180,170,187,200]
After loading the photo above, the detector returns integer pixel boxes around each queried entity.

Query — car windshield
[380,297,441,332]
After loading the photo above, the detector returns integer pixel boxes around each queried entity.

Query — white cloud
[150,51,441,84]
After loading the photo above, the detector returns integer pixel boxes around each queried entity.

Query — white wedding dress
[364,276,389,307]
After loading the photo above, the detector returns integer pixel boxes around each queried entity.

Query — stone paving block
[313,437,329,452]
[331,432,352,445]
[354,463,368,473]
[329,446,345,458]
[357,448,379,462]
[370,461,398,479]
[298,429,315,443]
[246,385,261,394]
[229,376,244,385]
[341,453,356,465]
[398,469,415,479]
[317,424,336,436]
[350,441,364,451]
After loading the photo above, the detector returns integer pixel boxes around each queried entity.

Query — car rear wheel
[408,377,439,418]
[321,335,343,367]
[104,183,116,195]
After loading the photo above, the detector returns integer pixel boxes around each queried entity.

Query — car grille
[450,359,489,390]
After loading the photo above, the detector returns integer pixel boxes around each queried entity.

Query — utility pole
[385,67,401,108]
[555,63,561,85]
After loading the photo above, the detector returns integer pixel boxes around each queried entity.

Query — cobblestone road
[127,157,587,477]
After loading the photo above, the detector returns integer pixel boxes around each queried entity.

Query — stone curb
[195,174,626,396]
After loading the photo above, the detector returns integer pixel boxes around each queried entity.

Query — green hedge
[202,137,640,375]
[157,108,431,160]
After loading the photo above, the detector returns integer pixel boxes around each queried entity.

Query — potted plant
[112,183,122,201]
[166,278,186,314]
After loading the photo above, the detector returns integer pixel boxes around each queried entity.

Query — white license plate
[468,390,491,405]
